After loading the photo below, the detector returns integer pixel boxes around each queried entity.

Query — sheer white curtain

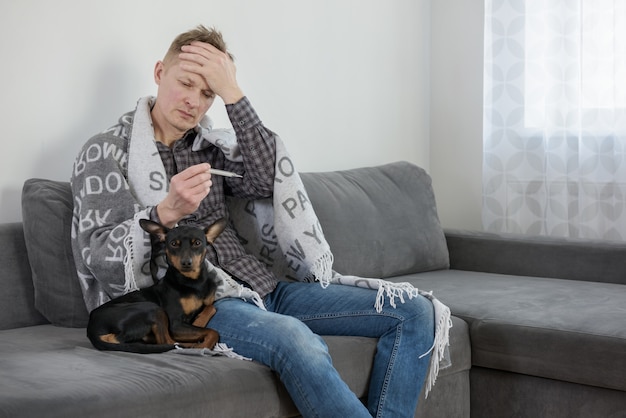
[483,0,626,240]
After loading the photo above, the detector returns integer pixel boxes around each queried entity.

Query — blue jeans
[209,281,435,418]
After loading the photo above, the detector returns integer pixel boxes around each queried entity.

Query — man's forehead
[166,61,210,90]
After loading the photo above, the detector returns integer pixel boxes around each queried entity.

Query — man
[71,25,435,417]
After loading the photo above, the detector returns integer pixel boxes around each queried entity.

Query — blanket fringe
[374,281,420,312]
[374,282,453,397]
[122,231,139,294]
[171,342,252,361]
[419,296,453,398]
[307,252,334,286]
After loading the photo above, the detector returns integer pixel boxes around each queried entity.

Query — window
[483,0,626,240]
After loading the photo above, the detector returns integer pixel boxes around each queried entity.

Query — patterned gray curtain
[483,0,626,240]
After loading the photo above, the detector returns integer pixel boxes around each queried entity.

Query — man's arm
[180,42,277,199]
[223,97,277,199]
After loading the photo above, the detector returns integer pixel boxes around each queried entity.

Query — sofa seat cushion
[0,320,470,418]
[391,270,626,392]
[0,325,294,418]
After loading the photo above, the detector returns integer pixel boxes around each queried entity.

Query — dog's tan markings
[168,254,204,279]
[100,333,120,344]
[192,304,216,327]
[203,294,215,306]
[179,296,203,315]
[206,218,228,243]
[151,308,176,344]
[190,254,205,279]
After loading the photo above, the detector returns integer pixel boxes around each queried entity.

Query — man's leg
[266,281,435,418]
[209,296,371,418]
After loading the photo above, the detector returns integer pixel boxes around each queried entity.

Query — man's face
[152,58,216,143]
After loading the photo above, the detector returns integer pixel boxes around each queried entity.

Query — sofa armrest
[444,229,626,285]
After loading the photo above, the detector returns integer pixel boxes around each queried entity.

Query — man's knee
[275,315,328,354]
[399,294,434,322]
[256,314,331,372]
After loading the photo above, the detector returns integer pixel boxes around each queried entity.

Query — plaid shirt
[154,97,279,297]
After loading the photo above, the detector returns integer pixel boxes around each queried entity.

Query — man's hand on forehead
[179,42,244,104]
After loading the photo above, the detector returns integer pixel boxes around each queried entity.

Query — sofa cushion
[301,162,449,278]
[0,321,470,418]
[21,179,88,327]
[0,325,299,418]
[395,270,626,392]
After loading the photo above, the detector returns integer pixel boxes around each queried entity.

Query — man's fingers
[171,164,212,196]
[178,163,211,180]
[178,51,207,67]
[180,42,230,69]
[188,41,222,55]
[188,175,212,196]
[180,43,222,63]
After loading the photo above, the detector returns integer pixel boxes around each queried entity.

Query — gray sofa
[1,161,624,417]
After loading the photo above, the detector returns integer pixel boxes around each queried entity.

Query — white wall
[0,0,431,223]
[429,0,484,230]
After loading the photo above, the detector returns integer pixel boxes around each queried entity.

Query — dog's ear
[139,219,169,242]
[205,218,228,244]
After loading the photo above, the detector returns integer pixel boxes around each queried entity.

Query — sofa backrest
[446,229,626,285]
[301,161,450,278]
[0,222,48,330]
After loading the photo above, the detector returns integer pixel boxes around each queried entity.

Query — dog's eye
[170,240,181,248]
[192,239,203,247]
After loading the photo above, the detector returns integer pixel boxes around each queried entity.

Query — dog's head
[139,218,227,279]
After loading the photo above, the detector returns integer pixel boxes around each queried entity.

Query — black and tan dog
[87,218,227,354]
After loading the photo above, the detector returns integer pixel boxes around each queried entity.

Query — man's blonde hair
[163,25,233,64]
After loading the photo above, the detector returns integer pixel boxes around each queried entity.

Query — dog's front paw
[192,304,217,327]
[196,329,219,350]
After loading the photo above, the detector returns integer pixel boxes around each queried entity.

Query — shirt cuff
[226,96,262,133]
[149,206,162,224]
